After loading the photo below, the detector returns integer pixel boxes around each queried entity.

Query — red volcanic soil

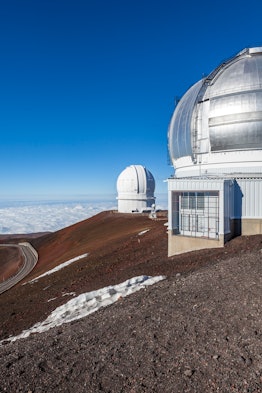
[0,210,262,392]
[0,210,170,338]
[0,209,262,338]
[29,210,169,277]
[0,246,23,282]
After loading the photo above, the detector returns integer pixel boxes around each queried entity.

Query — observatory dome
[168,47,262,177]
[117,165,155,213]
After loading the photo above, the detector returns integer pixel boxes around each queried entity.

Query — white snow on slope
[1,275,165,344]
[138,229,150,236]
[27,253,89,284]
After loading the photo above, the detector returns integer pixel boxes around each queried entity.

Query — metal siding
[223,181,233,233]
[168,178,226,192]
[236,178,262,218]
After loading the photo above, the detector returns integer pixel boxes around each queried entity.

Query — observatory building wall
[117,197,155,213]
[167,176,262,256]
[167,178,234,256]
[234,177,262,236]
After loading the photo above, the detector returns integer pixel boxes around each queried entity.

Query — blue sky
[0,0,261,199]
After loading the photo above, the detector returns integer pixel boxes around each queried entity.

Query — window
[172,190,219,239]
[197,193,204,209]
[181,192,204,210]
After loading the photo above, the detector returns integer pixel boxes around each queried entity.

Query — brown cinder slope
[0,210,262,343]
[29,210,168,277]
[0,211,262,392]
[0,210,168,339]
[0,223,261,392]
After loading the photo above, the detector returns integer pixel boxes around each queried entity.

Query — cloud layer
[0,196,167,234]
[0,200,117,234]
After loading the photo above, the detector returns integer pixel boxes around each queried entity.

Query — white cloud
[0,200,117,234]
[0,195,167,234]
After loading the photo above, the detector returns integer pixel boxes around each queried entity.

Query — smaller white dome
[116,165,155,213]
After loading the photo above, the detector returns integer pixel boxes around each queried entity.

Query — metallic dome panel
[205,53,262,152]
[168,80,203,160]
[117,165,155,196]
[208,55,262,98]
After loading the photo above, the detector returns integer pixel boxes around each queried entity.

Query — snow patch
[26,254,89,284]
[62,292,76,297]
[47,297,57,303]
[1,275,165,344]
[138,229,150,236]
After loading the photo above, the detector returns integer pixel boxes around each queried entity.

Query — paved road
[0,242,38,294]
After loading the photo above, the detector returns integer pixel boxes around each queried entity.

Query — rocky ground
[0,211,262,392]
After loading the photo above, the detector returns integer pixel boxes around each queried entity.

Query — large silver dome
[168,47,262,176]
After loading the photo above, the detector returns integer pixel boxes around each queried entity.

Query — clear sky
[1,0,261,199]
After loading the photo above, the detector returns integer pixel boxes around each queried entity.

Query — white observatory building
[117,165,156,213]
[167,46,262,256]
